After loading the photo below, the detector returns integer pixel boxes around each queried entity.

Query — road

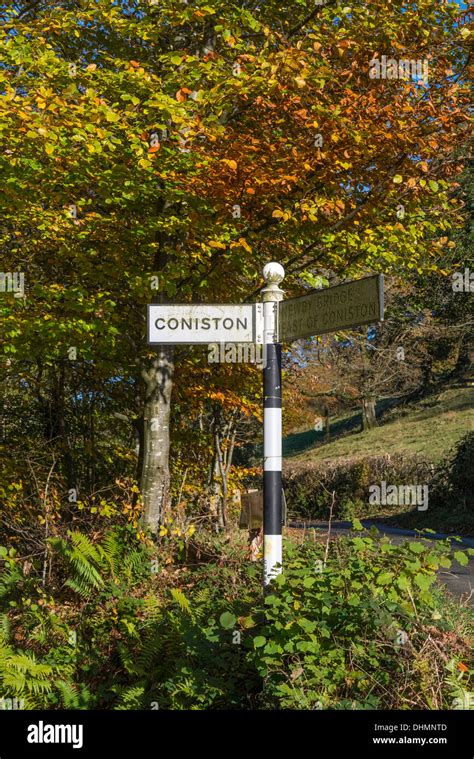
[288,519,474,605]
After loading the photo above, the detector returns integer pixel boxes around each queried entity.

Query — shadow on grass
[283,396,401,458]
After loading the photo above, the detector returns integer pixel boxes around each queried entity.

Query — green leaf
[297,618,317,633]
[253,636,266,648]
[397,575,410,591]
[408,541,425,554]
[414,573,434,592]
[454,551,468,567]
[105,111,120,123]
[219,612,236,629]
[376,572,393,586]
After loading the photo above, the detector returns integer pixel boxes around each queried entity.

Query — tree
[1,0,470,530]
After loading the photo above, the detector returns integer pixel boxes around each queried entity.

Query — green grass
[285,384,474,465]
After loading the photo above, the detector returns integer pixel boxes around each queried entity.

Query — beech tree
[1,0,470,530]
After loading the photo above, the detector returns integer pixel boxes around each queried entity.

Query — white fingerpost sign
[148,303,263,344]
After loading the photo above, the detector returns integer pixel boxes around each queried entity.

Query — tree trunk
[323,403,330,440]
[214,429,227,530]
[139,347,174,532]
[137,190,177,531]
[454,333,472,376]
[361,397,377,431]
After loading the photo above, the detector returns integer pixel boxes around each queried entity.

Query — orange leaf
[176,87,193,102]
[221,159,237,170]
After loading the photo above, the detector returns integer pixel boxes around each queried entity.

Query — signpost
[146,264,384,589]
[279,274,384,343]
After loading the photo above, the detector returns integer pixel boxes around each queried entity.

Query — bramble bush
[249,526,473,709]
[0,525,471,710]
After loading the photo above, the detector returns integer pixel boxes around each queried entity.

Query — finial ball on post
[263,262,285,285]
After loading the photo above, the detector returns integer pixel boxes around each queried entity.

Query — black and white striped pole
[262,262,285,587]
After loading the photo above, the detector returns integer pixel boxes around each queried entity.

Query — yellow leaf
[238,237,252,253]
[208,240,226,249]
[272,209,284,218]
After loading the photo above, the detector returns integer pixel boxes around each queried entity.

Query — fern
[56,680,81,709]
[170,588,191,615]
[0,561,22,600]
[0,613,10,641]
[0,636,55,708]
[113,685,146,710]
[50,532,105,597]
[101,530,123,578]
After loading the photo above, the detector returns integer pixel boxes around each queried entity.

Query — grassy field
[285,384,474,465]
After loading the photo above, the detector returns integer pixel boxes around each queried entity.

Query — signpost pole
[261,263,285,587]
[146,269,383,591]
